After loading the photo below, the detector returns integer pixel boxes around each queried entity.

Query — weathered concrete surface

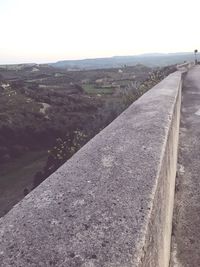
[176,62,195,72]
[0,72,182,267]
[170,66,200,267]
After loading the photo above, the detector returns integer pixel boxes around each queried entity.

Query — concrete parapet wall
[0,72,182,267]
[177,61,194,72]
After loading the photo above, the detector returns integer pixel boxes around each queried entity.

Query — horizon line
[0,51,195,66]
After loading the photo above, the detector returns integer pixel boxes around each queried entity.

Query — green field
[82,84,115,95]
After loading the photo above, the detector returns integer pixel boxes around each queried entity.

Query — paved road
[171,66,200,266]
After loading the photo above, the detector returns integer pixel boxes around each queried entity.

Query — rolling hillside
[51,52,195,70]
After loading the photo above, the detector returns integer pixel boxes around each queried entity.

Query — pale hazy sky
[0,0,199,64]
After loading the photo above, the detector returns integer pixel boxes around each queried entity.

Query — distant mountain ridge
[0,52,196,70]
[50,52,195,70]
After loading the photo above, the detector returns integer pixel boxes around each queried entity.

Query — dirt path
[171,66,200,266]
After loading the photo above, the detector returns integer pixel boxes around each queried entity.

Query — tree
[32,130,88,189]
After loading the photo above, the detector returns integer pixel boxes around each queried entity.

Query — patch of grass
[117,79,133,86]
[0,150,48,188]
[82,84,114,95]
[0,150,48,217]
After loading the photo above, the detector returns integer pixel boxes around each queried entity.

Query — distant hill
[50,52,195,70]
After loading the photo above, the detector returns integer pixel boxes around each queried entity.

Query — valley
[0,63,176,216]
